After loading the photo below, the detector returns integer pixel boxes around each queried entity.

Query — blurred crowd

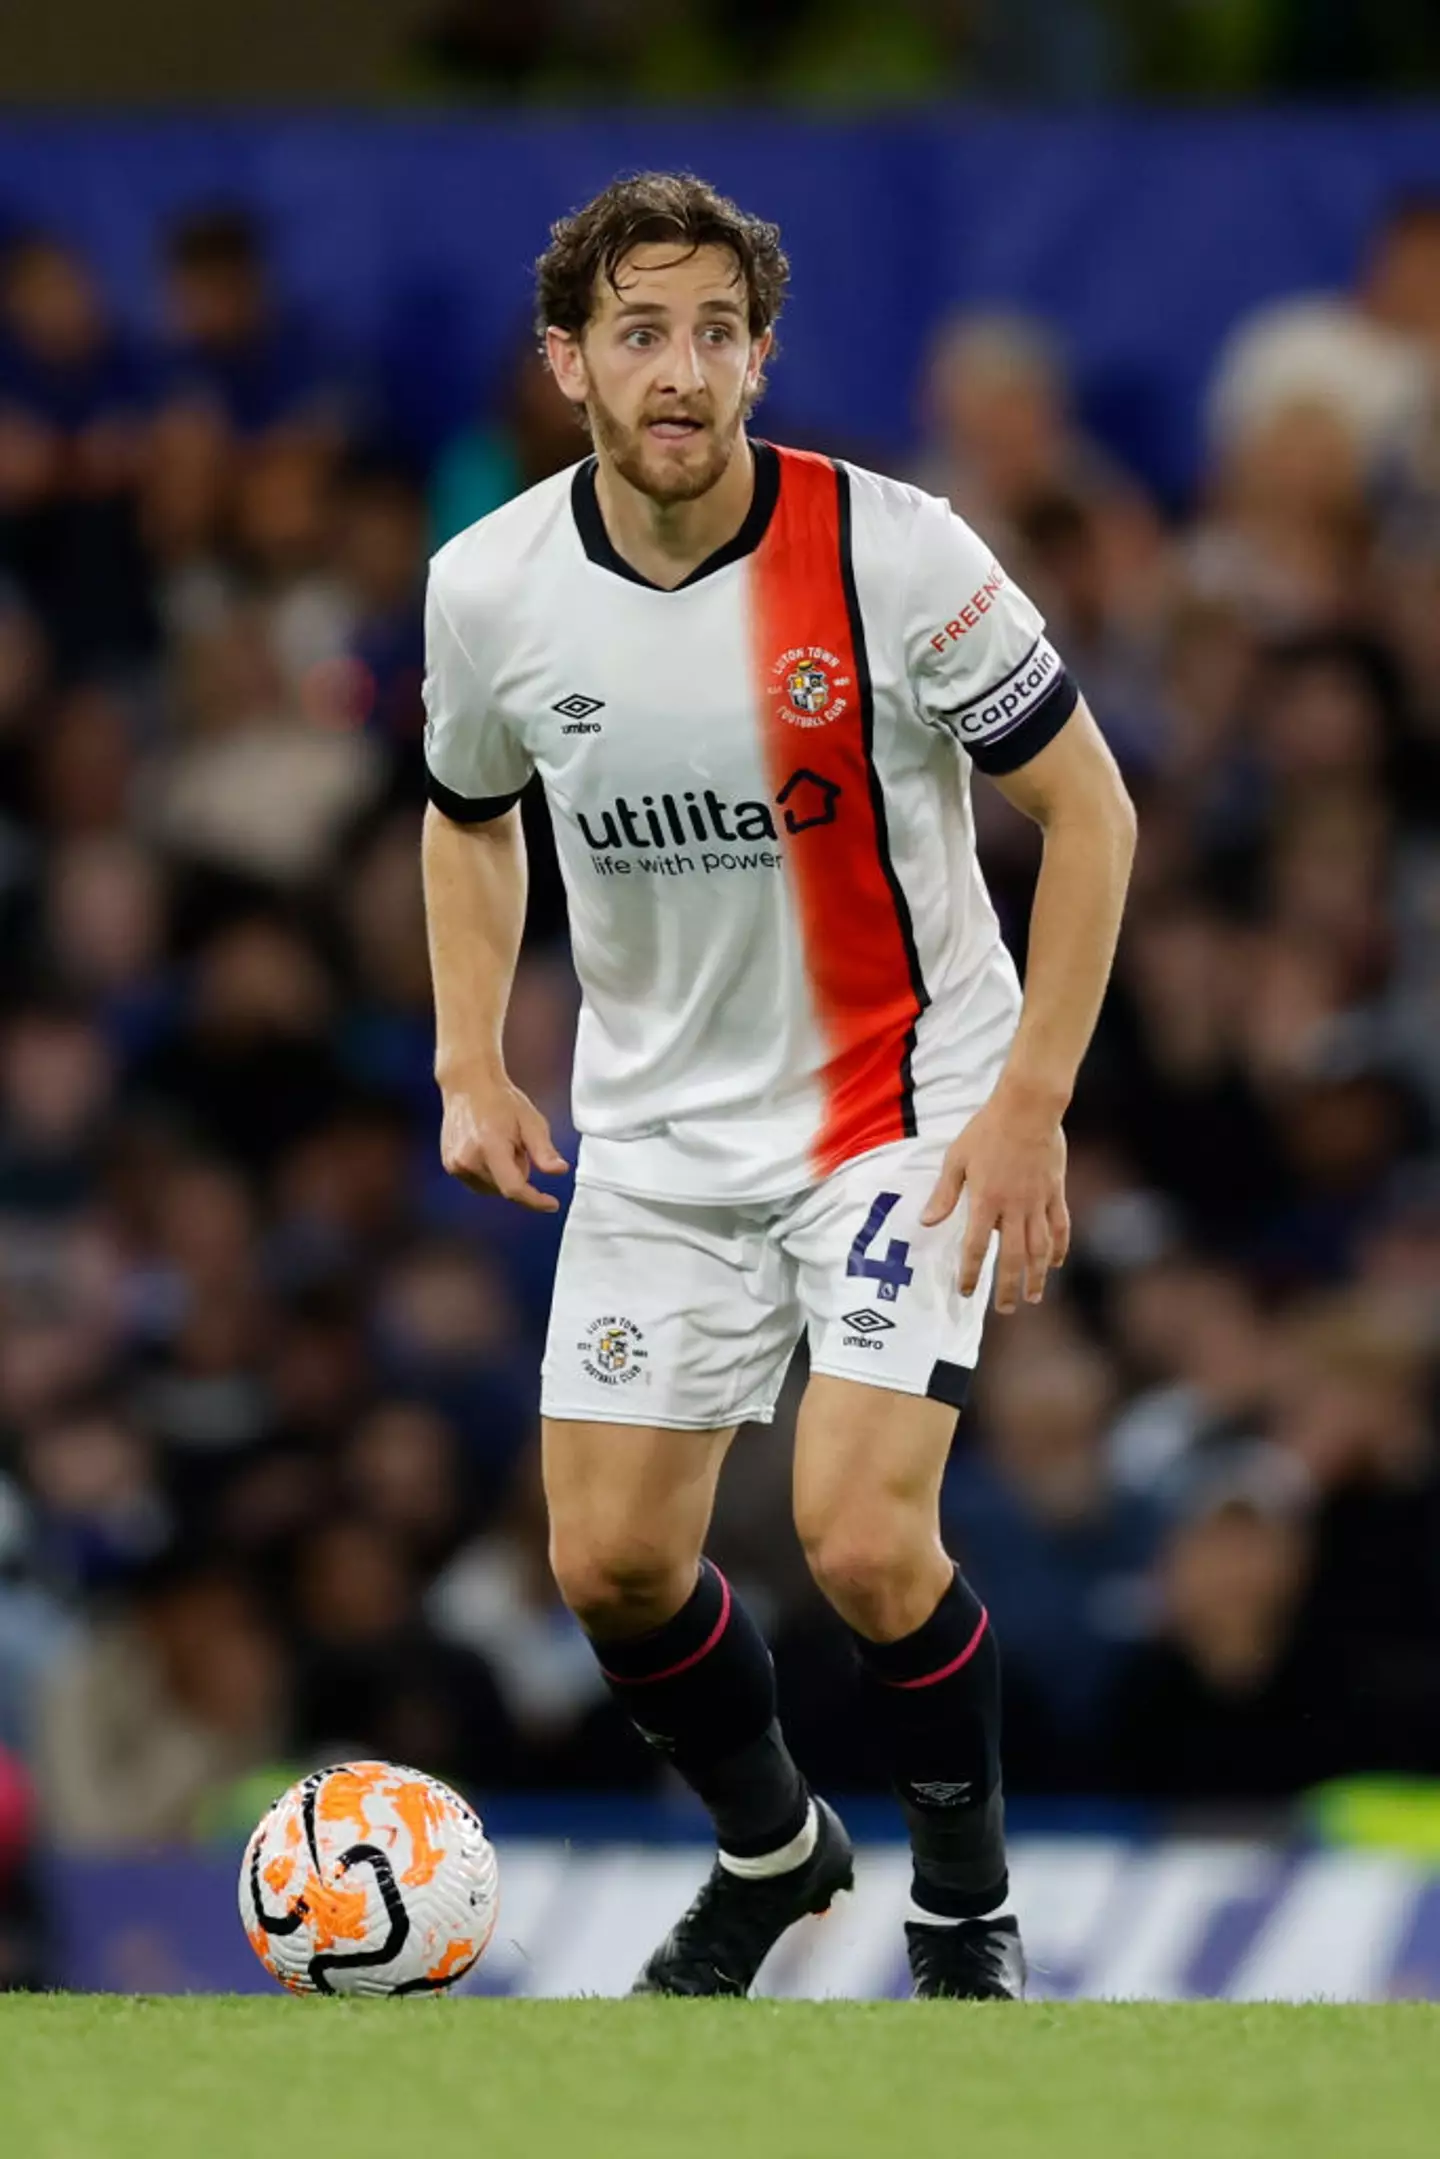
[0,191,1438,1946]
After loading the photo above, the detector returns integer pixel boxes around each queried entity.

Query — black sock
[849,1566,1008,1919]
[591,1560,809,1858]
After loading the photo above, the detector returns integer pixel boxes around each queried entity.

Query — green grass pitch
[1,1997,1437,2159]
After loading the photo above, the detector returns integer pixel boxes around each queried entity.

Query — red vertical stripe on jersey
[749,448,927,1179]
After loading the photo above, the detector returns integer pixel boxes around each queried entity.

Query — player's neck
[593,434,756,591]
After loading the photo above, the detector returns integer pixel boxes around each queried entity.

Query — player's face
[548,243,770,505]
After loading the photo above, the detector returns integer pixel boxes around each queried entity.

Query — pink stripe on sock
[600,1571,733,1686]
[884,1605,989,1690]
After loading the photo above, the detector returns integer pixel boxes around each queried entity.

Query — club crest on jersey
[578,1314,648,1387]
[770,645,850,729]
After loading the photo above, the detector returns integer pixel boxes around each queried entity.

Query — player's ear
[544,325,588,407]
[747,327,773,395]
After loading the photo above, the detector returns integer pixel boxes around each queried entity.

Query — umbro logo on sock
[908,1780,974,1806]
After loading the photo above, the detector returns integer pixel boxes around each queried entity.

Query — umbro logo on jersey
[554,694,605,726]
[841,1308,895,1334]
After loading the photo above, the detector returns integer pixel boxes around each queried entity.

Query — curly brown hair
[535,171,789,344]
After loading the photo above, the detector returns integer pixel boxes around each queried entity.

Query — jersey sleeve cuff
[966,672,1080,776]
[425,767,527,823]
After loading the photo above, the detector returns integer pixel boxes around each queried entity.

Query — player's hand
[438,1072,570,1213]
[920,1086,1070,1314]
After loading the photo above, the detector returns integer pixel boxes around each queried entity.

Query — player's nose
[656,333,705,395]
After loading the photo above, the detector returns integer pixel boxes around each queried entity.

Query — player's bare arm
[921,699,1136,1312]
[423,800,570,1213]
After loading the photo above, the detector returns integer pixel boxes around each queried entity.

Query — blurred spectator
[1100,1460,1329,1800]
[1008,487,1173,773]
[0,233,149,504]
[428,1443,648,1787]
[0,233,156,669]
[157,209,360,447]
[0,1002,115,1218]
[912,311,1123,543]
[41,836,174,1064]
[268,1285,374,1452]
[339,808,438,1125]
[1191,394,1376,627]
[372,1238,534,1492]
[345,1399,470,1571]
[1203,196,1440,629]
[328,459,428,754]
[229,438,348,685]
[0,1214,121,1434]
[1107,1260,1278,1508]
[1098,895,1294,1247]
[1364,192,1440,363]
[145,612,381,887]
[0,1475,73,1757]
[290,1515,514,1793]
[1272,1293,1440,1768]
[1207,196,1440,487]
[27,684,138,844]
[129,915,346,1174]
[271,1095,413,1281]
[431,343,584,545]
[19,1401,169,1597]
[946,1311,1161,1786]
[128,1284,273,1517]
[35,1561,286,1848]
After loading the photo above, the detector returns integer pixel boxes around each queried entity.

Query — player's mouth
[646,417,706,442]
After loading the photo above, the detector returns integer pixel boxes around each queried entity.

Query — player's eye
[625,328,658,349]
[702,324,735,344]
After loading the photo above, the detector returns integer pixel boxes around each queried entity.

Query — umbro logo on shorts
[841,1307,895,1333]
[554,693,605,728]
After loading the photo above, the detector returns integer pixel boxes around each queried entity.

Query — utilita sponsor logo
[576,770,840,852]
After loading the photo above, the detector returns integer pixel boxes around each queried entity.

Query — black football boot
[633,1798,854,1997]
[905,1914,1026,2000]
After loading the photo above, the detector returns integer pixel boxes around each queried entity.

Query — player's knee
[549,1528,693,1636]
[801,1511,931,1635]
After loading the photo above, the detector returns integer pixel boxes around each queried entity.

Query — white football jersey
[424,442,1078,1204]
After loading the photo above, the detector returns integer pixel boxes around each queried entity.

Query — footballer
[422,172,1136,1998]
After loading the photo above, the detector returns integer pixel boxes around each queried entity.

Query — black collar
[571,440,780,591]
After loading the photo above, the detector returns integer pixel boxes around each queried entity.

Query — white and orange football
[239,1762,500,1996]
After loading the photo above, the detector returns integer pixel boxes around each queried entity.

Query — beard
[587,383,750,506]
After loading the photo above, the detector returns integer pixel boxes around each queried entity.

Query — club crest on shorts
[579,1314,649,1386]
[769,645,850,729]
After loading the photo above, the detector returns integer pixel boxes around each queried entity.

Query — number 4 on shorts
[846,1191,914,1303]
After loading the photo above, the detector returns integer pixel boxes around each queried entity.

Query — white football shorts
[540,1133,997,1430]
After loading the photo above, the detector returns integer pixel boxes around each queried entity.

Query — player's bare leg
[543,1416,853,1995]
[794,1373,1024,2000]
[544,1416,732,1637]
